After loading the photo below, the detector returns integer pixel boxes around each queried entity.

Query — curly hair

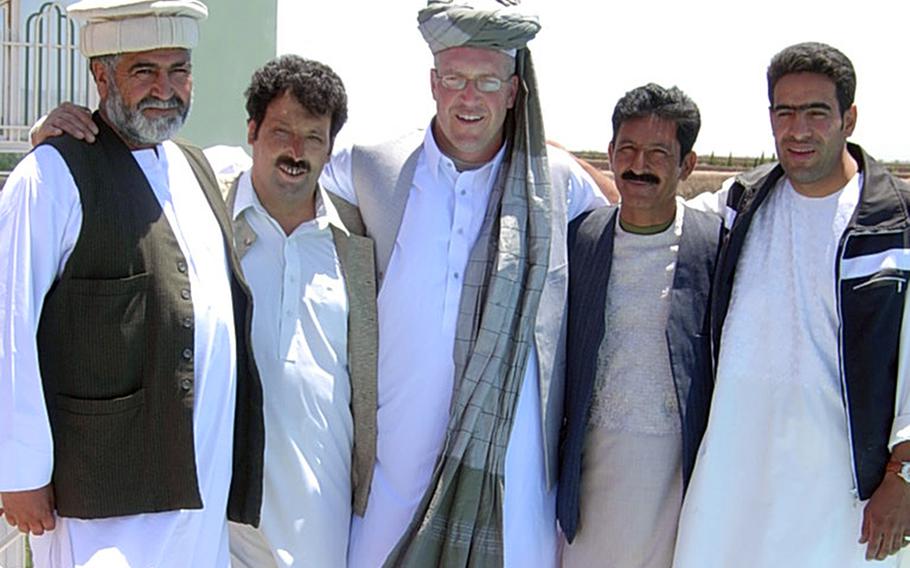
[245,55,348,147]
[611,83,701,163]
[766,42,855,115]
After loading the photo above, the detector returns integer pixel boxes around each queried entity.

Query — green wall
[180,0,277,148]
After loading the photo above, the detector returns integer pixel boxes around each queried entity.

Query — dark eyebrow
[128,60,191,73]
[129,62,158,72]
[771,102,833,112]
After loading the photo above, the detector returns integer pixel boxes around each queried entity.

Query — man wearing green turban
[319,1,609,566]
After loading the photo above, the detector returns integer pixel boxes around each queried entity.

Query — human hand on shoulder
[0,484,56,535]
[31,102,97,146]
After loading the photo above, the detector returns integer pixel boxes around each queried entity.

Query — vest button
[182,317,193,329]
[177,261,188,273]
[180,378,193,391]
[181,289,191,300]
[182,348,193,361]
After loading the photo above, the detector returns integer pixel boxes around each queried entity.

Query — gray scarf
[385,2,551,566]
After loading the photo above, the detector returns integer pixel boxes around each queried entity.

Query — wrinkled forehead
[434,46,515,75]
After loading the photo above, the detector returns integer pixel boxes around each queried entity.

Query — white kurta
[322,128,605,568]
[0,143,237,567]
[225,172,353,568]
[673,175,907,568]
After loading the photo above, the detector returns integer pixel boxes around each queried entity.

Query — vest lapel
[330,225,378,516]
[350,131,424,287]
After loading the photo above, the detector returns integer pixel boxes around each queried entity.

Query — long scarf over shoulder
[385,2,551,566]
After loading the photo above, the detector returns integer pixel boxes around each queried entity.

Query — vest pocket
[850,269,907,293]
[57,273,149,399]
[56,387,146,415]
[51,388,147,518]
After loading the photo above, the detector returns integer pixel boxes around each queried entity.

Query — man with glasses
[320,2,606,565]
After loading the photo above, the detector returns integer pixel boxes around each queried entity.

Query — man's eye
[442,75,466,89]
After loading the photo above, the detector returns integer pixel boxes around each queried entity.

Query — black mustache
[621,170,661,185]
[276,156,311,173]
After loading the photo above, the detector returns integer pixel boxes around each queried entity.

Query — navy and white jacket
[712,142,910,500]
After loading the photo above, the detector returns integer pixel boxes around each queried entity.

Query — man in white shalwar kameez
[0,2,264,566]
[675,42,910,568]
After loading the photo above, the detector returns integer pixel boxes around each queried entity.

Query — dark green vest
[37,113,263,524]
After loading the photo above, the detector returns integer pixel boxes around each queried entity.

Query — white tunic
[673,175,908,568]
[226,172,353,568]
[322,128,606,568]
[0,143,237,567]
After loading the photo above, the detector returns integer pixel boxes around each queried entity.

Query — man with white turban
[0,1,263,566]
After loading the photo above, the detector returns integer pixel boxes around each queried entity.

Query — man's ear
[91,60,111,100]
[505,74,519,109]
[679,151,697,181]
[842,104,857,137]
[607,141,616,173]
[247,119,258,146]
[430,68,441,103]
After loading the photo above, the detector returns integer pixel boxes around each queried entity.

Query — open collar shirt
[229,171,353,568]
[323,126,607,568]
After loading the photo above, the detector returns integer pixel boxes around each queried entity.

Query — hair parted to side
[245,54,348,147]
[767,42,856,114]
[611,83,701,162]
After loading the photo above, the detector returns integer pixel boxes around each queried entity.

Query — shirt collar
[232,169,260,222]
[422,119,507,185]
[233,169,349,236]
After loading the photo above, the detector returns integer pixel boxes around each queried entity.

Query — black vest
[37,113,263,524]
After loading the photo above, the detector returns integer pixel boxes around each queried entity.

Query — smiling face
[94,48,192,148]
[609,114,696,227]
[430,46,519,166]
[770,72,857,196]
[248,90,331,203]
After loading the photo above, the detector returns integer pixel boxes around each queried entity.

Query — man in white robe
[0,1,264,566]
[675,42,910,568]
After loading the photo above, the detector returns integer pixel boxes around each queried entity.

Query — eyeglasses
[434,71,512,93]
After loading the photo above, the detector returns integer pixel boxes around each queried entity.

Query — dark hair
[245,55,348,147]
[767,42,855,114]
[611,83,700,162]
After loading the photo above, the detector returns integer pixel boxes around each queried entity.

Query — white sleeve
[319,144,358,206]
[0,146,82,491]
[889,285,910,450]
[552,149,608,221]
[203,145,252,180]
[685,177,733,219]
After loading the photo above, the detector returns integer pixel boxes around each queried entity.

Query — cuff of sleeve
[0,440,53,492]
[889,413,910,451]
